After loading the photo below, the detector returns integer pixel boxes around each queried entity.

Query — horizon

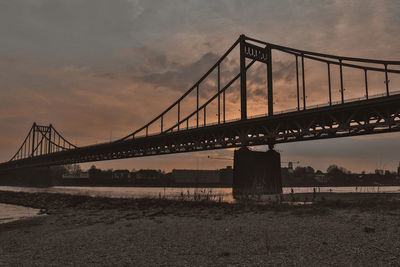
[72,161,400,175]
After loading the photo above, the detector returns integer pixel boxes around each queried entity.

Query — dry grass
[0,190,399,219]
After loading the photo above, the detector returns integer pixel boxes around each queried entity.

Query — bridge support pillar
[233,147,282,197]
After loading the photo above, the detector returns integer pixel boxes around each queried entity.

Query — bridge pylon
[8,123,77,163]
[239,34,274,120]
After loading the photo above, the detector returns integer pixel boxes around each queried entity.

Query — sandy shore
[0,191,400,266]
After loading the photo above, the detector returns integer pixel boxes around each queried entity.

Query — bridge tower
[239,34,274,120]
[234,35,282,197]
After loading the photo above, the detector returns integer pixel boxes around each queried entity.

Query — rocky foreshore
[1,190,400,266]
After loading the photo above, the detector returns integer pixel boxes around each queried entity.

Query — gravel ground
[0,192,400,266]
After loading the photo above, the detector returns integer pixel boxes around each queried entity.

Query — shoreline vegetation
[1,191,400,266]
[1,190,400,211]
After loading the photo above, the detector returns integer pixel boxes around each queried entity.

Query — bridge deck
[1,93,399,170]
[2,35,400,170]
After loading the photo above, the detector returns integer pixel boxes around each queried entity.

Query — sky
[1,0,400,173]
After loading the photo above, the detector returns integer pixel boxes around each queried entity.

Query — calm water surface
[0,203,40,224]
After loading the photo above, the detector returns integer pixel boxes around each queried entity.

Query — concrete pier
[233,147,282,197]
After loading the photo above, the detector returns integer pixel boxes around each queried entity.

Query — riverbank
[1,191,400,266]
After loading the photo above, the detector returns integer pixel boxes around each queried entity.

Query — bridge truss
[8,123,77,162]
[1,35,400,170]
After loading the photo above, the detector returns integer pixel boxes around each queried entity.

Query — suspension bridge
[1,34,400,171]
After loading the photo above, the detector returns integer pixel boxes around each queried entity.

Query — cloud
[1,0,400,172]
[138,52,221,93]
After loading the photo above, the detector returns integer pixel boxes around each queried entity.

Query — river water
[0,203,40,224]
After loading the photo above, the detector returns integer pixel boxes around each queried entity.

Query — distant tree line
[282,164,399,187]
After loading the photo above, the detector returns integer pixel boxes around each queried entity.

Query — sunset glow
[1,0,400,173]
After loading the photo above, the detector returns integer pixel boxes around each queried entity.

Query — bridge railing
[247,36,400,111]
[4,34,400,167]
[119,35,400,141]
[129,88,400,140]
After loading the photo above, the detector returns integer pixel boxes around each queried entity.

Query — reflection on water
[0,203,40,224]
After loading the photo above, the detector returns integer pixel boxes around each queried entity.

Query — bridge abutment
[232,147,282,197]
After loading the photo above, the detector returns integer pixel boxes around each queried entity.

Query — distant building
[398,162,400,175]
[287,162,294,173]
[219,166,233,185]
[281,167,291,180]
[112,170,131,179]
[172,169,220,184]
[62,172,89,179]
[314,173,328,183]
[136,169,161,180]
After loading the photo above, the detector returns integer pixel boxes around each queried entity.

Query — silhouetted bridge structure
[1,35,400,171]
